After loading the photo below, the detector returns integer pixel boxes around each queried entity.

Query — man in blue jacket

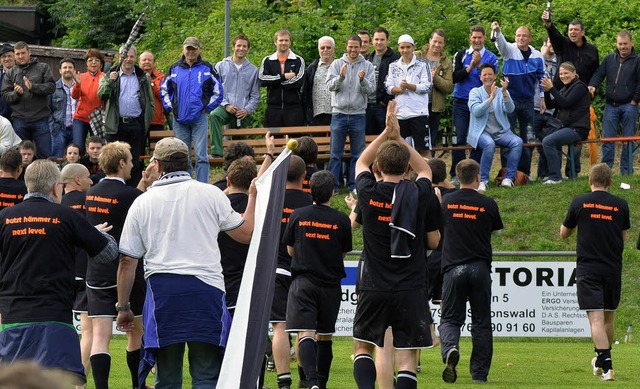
[588,31,640,175]
[162,37,223,183]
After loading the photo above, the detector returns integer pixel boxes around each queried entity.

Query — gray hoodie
[215,56,260,114]
[326,53,375,115]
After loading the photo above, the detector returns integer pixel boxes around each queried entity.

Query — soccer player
[561,163,630,381]
[284,170,352,389]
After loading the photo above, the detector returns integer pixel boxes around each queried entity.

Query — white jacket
[385,55,432,119]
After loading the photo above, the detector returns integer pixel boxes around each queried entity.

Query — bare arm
[426,230,441,250]
[226,179,257,244]
[115,254,138,330]
[560,225,574,239]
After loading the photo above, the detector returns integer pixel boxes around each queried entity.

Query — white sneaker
[591,357,602,376]
[501,178,514,188]
[542,178,563,185]
[601,369,615,381]
[478,181,488,193]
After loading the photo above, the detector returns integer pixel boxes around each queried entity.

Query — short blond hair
[99,142,131,175]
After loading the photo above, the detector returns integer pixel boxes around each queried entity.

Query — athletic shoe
[501,178,514,188]
[542,179,562,185]
[290,346,297,361]
[442,348,460,383]
[591,357,602,376]
[298,379,309,388]
[450,176,460,186]
[601,369,615,381]
[267,354,275,371]
[417,362,421,372]
[310,386,319,389]
[478,181,488,193]
[351,188,357,196]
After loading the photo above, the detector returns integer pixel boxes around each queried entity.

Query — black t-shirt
[355,172,434,291]
[278,189,312,271]
[219,192,249,308]
[563,190,630,275]
[441,188,503,273]
[0,198,109,324]
[426,187,457,266]
[284,204,352,286]
[302,166,318,194]
[79,155,105,185]
[61,190,89,279]
[0,178,27,211]
[85,178,142,284]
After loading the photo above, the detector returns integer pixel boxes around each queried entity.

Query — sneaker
[478,181,488,193]
[501,178,514,188]
[267,354,275,371]
[592,357,602,376]
[442,348,460,383]
[351,188,357,196]
[527,175,535,182]
[310,386,319,389]
[290,346,296,361]
[542,178,562,185]
[450,176,460,186]
[417,362,421,373]
[298,379,309,388]
[601,369,615,381]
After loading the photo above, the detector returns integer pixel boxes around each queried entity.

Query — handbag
[541,116,563,138]
[88,107,106,139]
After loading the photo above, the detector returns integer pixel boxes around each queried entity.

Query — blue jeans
[12,117,51,158]
[327,113,365,191]
[532,112,552,178]
[451,99,482,177]
[542,127,583,181]
[155,342,223,389]
[365,103,386,135]
[439,261,493,381]
[51,126,72,158]
[477,131,523,182]
[72,119,92,154]
[504,97,534,175]
[173,113,210,183]
[602,103,638,174]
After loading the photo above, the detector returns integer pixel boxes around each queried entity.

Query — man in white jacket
[326,35,375,194]
[386,34,433,156]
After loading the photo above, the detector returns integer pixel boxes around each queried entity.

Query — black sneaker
[442,348,460,383]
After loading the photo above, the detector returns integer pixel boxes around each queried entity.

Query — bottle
[490,28,498,42]
[441,127,449,147]
[451,126,458,145]
[526,124,536,143]
[236,118,242,128]
[544,1,552,23]
[625,323,633,343]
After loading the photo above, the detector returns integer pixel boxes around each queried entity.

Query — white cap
[398,34,415,45]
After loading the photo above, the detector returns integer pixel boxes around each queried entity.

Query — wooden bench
[147,126,376,167]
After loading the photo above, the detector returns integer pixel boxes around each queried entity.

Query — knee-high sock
[277,372,292,389]
[126,349,141,388]
[298,336,318,386]
[596,348,613,372]
[90,353,111,389]
[396,370,417,389]
[353,354,376,389]
[316,340,333,388]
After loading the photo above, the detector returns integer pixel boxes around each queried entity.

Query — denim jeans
[51,126,72,158]
[439,261,493,381]
[542,127,582,181]
[532,112,552,178]
[72,119,92,154]
[504,97,534,175]
[365,103,386,135]
[173,113,210,183]
[601,103,638,174]
[155,342,223,389]
[327,113,365,191]
[12,117,51,158]
[451,99,482,178]
[477,131,523,182]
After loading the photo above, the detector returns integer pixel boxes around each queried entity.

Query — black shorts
[576,272,621,311]
[270,273,292,322]
[86,276,146,317]
[73,279,88,313]
[399,116,430,151]
[285,276,341,334]
[353,288,432,348]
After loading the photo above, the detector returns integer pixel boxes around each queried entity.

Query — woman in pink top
[71,48,104,154]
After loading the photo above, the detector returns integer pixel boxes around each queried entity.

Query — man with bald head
[491,22,545,180]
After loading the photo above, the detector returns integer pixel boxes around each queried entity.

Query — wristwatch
[115,302,131,312]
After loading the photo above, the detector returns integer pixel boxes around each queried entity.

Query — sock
[353,354,376,389]
[595,348,612,373]
[396,370,417,389]
[297,337,318,386]
[316,340,333,389]
[90,353,111,389]
[126,349,141,388]
[298,364,308,381]
[277,372,292,388]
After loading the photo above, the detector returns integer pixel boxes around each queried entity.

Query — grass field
[96,148,640,388]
